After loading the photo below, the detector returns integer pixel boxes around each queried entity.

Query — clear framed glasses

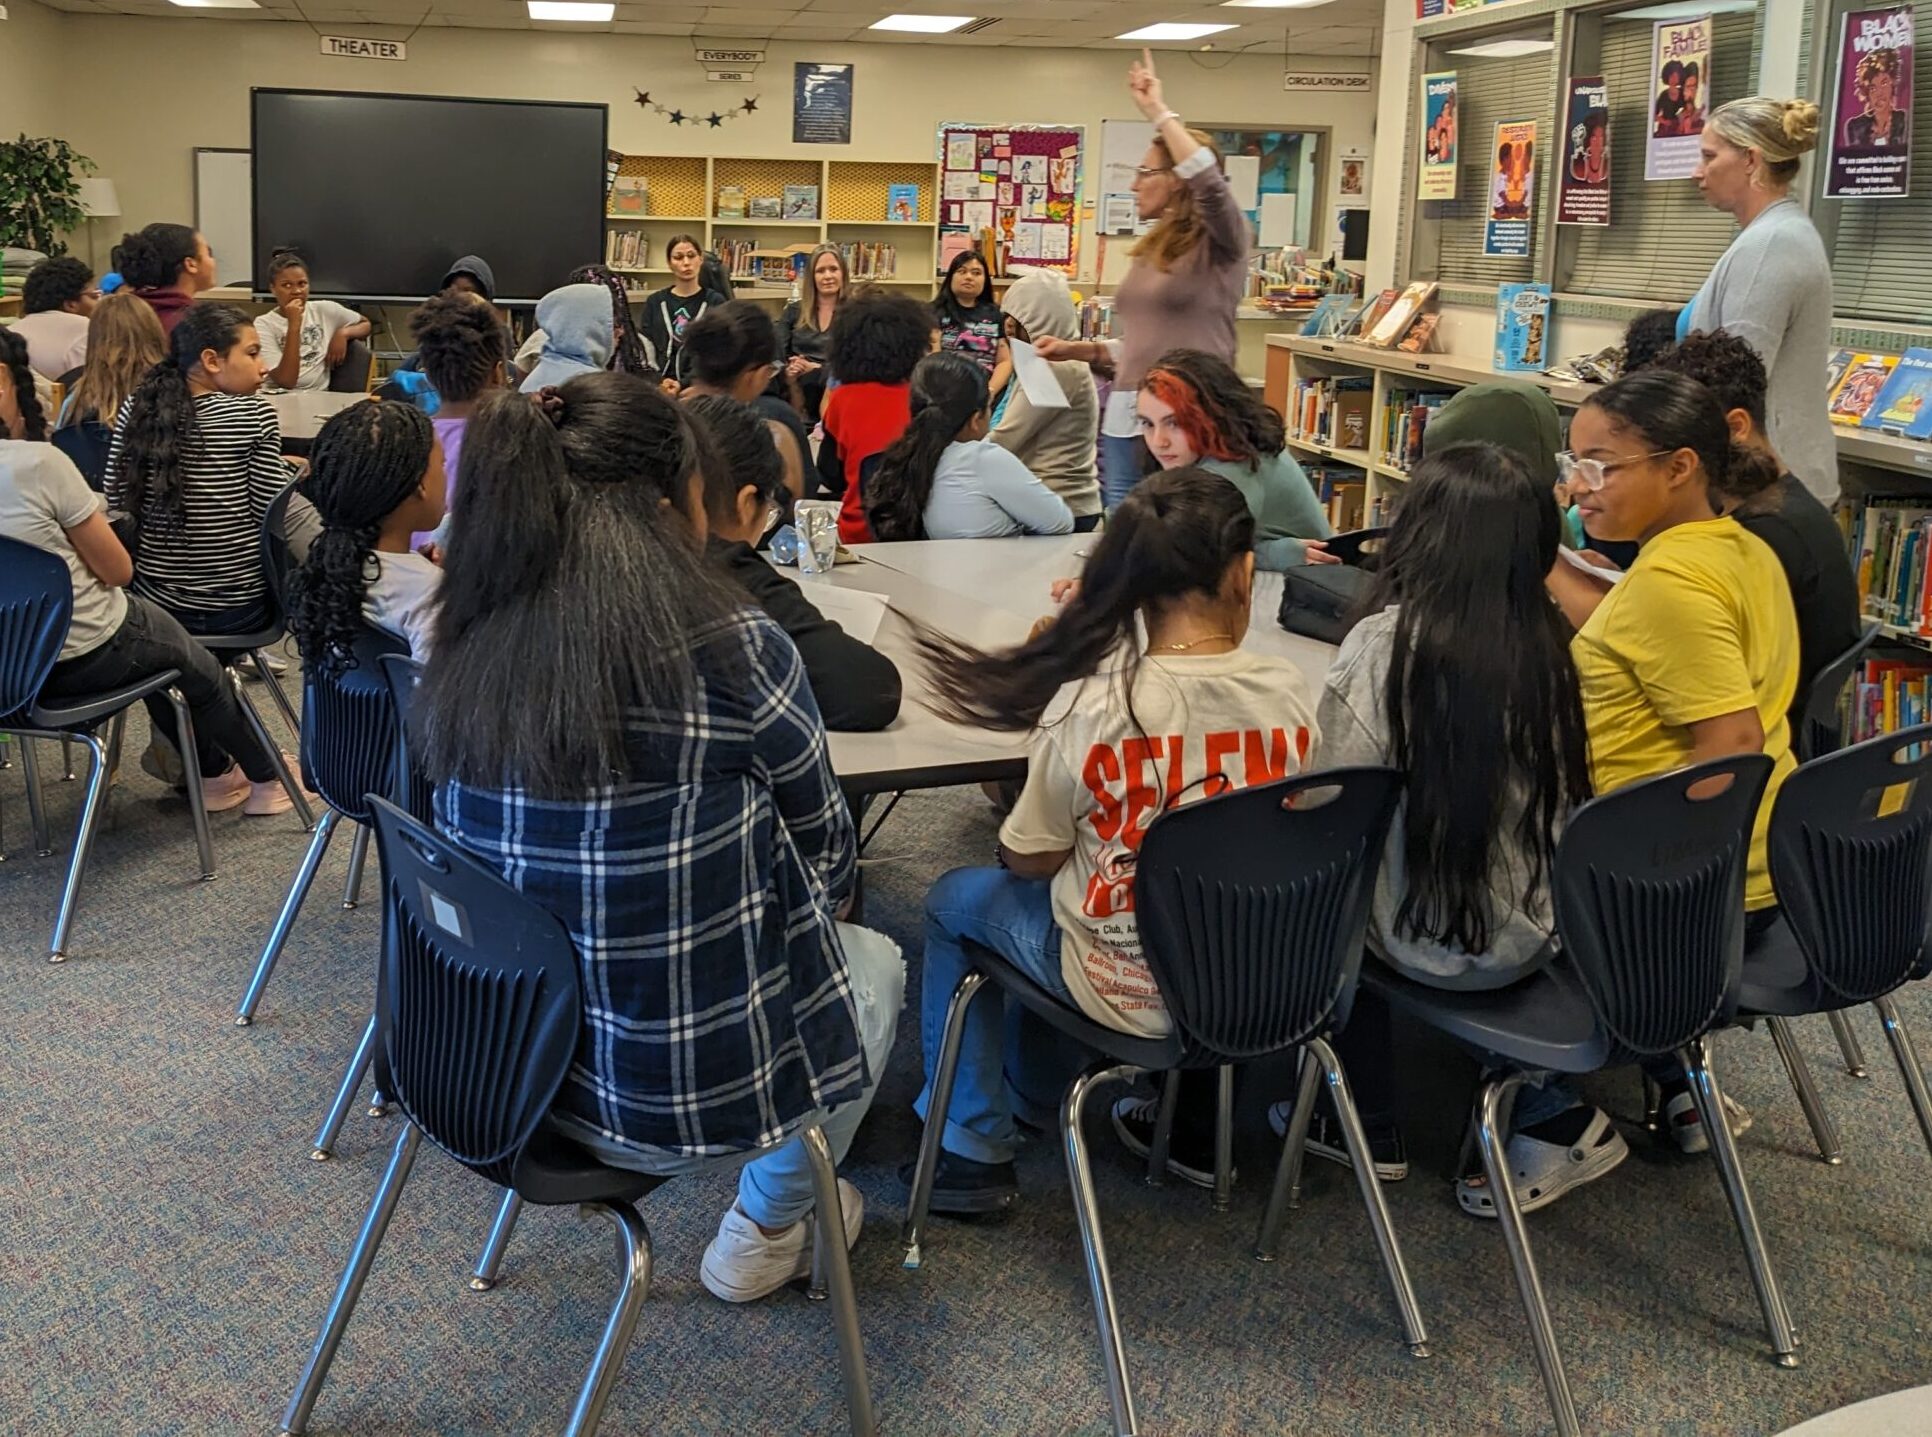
[1555,447,1676,492]
[1134,164,1174,179]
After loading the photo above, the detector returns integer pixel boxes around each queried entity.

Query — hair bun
[534,387,567,427]
[1780,99,1821,151]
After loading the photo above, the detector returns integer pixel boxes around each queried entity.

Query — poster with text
[1645,16,1711,180]
[1556,76,1612,224]
[1824,4,1914,198]
[1484,119,1537,256]
[1418,71,1460,199]
[793,63,853,145]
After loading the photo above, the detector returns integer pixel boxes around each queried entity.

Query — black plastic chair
[1324,525,1390,569]
[1365,754,1793,1437]
[0,536,215,960]
[1738,725,1932,1165]
[51,419,112,491]
[903,767,1423,1437]
[327,338,374,393]
[279,797,875,1437]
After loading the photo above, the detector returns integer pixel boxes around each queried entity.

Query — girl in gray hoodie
[990,270,1102,528]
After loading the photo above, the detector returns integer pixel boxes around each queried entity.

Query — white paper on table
[946,135,978,171]
[1008,339,1071,410]
[796,582,893,644]
[1259,192,1299,248]
[943,171,980,200]
[1223,155,1261,211]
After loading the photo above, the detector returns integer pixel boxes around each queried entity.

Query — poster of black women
[1824,4,1914,198]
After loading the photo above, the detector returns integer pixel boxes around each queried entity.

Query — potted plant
[0,135,96,258]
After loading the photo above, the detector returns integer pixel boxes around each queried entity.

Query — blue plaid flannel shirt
[436,609,866,1159]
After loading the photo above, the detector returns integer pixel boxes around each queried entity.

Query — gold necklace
[1151,631,1235,652]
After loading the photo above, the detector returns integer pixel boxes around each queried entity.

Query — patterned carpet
[1,685,1928,1437]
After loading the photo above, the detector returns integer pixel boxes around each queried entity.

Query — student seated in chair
[54,293,168,488]
[255,249,372,394]
[818,291,935,542]
[989,270,1102,530]
[416,374,905,1305]
[902,467,1320,1213]
[12,256,99,382]
[517,284,615,395]
[112,222,219,337]
[679,301,811,500]
[405,290,508,549]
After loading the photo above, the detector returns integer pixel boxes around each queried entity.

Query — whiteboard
[194,148,252,294]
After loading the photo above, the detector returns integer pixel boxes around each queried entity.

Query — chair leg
[1063,1061,1141,1437]
[1478,1073,1581,1437]
[560,1201,653,1437]
[900,968,993,1270]
[1255,1046,1320,1262]
[236,809,341,1025]
[1766,1017,1844,1165]
[1681,1038,1799,1368]
[1826,1008,1870,1079]
[61,734,77,781]
[1144,1069,1181,1187]
[1211,1064,1236,1212]
[469,1190,525,1291]
[252,647,305,749]
[279,1123,422,1437]
[340,822,371,910]
[310,1010,377,1161]
[230,670,315,831]
[1642,1073,1664,1134]
[1873,996,1932,1159]
[165,688,217,881]
[801,1122,878,1436]
[1307,1035,1431,1357]
[45,733,111,963]
[19,737,52,855]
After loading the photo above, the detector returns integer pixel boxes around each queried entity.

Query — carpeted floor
[1,685,1929,1437]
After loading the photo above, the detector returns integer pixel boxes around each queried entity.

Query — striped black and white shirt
[106,392,290,616]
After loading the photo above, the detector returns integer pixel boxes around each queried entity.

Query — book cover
[1861,349,1932,440]
[716,184,747,219]
[749,195,782,219]
[783,184,820,220]
[887,184,920,223]
[1495,283,1553,371]
[608,176,649,216]
[1825,347,1857,396]
[1829,353,1899,425]
[1397,312,1442,355]
[1300,294,1353,337]
[1355,288,1400,338]
[1367,281,1438,348]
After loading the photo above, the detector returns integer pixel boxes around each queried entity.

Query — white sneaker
[1664,1089,1753,1155]
[700,1178,863,1304]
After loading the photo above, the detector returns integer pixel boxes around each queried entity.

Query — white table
[1776,1386,1932,1436]
[264,389,370,441]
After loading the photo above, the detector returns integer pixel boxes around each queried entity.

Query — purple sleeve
[1181,153,1251,265]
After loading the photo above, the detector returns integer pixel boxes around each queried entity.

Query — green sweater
[1199,451,1334,570]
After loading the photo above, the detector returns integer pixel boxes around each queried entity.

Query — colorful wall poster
[1484,119,1537,257]
[1823,4,1914,198]
[1556,76,1612,225]
[937,122,1084,274]
[1418,71,1459,199]
[1645,16,1711,180]
[793,63,853,145]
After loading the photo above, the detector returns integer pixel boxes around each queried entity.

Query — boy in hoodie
[989,271,1102,530]
[392,255,503,382]
[517,285,615,394]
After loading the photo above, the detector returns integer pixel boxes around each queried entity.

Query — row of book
[1305,464,1370,532]
[1380,388,1456,474]
[1850,502,1932,637]
[1300,281,1440,352]
[716,184,823,220]
[1827,349,1932,441]
[1289,376,1372,453]
[1848,658,1932,744]
[837,242,900,279]
[603,229,653,272]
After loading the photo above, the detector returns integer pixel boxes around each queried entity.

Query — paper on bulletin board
[1258,192,1298,248]
[946,135,978,170]
[1223,154,1261,210]
[1039,224,1071,261]
[960,200,994,233]
[1011,223,1042,260]
[943,172,979,200]
[1102,193,1139,233]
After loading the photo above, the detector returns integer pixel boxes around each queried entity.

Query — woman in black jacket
[773,244,848,422]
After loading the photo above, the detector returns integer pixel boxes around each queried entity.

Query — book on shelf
[1850,501,1932,636]
[887,184,920,223]
[608,176,649,216]
[1830,354,1899,426]
[1304,463,1369,531]
[603,228,650,271]
[1396,313,1441,355]
[1861,349,1932,441]
[838,240,900,279]
[1380,387,1455,473]
[716,184,747,219]
[1290,375,1372,452]
[1299,295,1354,337]
[783,184,820,220]
[1850,657,1932,743]
[1353,288,1400,339]
[1365,281,1438,349]
[1494,283,1552,372]
[1825,348,1857,397]
[749,195,783,219]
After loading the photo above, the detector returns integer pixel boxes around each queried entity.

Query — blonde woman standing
[1035,48,1251,509]
[1684,97,1836,506]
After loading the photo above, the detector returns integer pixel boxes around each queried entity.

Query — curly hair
[1621,308,1680,375]
[0,330,49,442]
[22,257,94,317]
[111,303,251,533]
[1637,329,1769,430]
[113,223,200,291]
[568,263,653,377]
[288,401,436,677]
[1856,46,1903,100]
[1142,348,1284,471]
[826,290,935,386]
[410,291,507,404]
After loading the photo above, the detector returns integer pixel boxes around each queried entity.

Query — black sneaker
[898,1150,1019,1215]
[1266,1100,1409,1183]
[1108,1094,1231,1190]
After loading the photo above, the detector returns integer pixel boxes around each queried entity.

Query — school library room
[2,0,1931,1430]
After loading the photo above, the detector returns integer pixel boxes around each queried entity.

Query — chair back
[366,795,585,1188]
[328,339,375,393]
[51,420,111,492]
[1796,624,1881,761]
[1134,767,1402,1064]
[261,478,299,620]
[377,652,437,824]
[1552,753,1772,1062]
[299,624,408,820]
[1771,726,1932,1003]
[0,537,74,721]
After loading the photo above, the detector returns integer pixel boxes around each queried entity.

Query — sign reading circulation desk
[319,35,407,60]
[1282,72,1373,91]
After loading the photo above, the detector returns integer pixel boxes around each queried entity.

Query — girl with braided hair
[288,401,446,669]
[0,329,50,442]
[568,264,653,378]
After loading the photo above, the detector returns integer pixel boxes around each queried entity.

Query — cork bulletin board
[936,122,1085,275]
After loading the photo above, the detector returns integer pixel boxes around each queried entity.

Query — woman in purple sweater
[1036,48,1252,509]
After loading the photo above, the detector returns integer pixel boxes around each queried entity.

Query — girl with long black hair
[864,351,1071,542]
[287,400,446,668]
[419,372,904,1307]
[904,466,1320,1212]
[932,250,1009,397]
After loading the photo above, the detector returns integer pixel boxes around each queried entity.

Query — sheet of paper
[1039,223,1070,261]
[794,581,892,645]
[943,171,980,201]
[1008,338,1070,410]
[1223,154,1261,211]
[1022,184,1047,218]
[998,182,1015,205]
[1015,155,1048,185]
[1102,192,1138,233]
[1010,222,1042,260]
[1259,192,1299,248]
[960,200,994,234]
[1557,544,1626,585]
[946,135,978,171]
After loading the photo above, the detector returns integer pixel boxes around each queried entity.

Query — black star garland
[633,86,760,128]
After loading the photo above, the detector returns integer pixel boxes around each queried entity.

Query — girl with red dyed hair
[1136,348,1337,570]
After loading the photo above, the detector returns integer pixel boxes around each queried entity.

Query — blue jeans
[1099,432,1147,512]
[913,867,1092,1164]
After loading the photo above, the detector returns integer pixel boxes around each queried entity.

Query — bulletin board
[936,122,1085,275]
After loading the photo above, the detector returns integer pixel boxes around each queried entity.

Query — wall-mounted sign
[1283,72,1373,91]
[320,35,406,61]
[697,48,766,65]
[707,69,757,83]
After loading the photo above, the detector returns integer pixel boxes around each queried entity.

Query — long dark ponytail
[866,351,988,541]
[0,330,48,442]
[919,465,1254,730]
[1364,441,1592,954]
[288,401,435,677]
[111,303,251,533]
[1581,369,1780,503]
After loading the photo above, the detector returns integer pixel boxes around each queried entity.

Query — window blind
[1422,48,1558,285]
[1564,9,1763,301]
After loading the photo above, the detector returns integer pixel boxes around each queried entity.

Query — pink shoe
[243,756,317,817]
[199,765,251,813]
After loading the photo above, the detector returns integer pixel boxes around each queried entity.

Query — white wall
[0,0,69,143]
